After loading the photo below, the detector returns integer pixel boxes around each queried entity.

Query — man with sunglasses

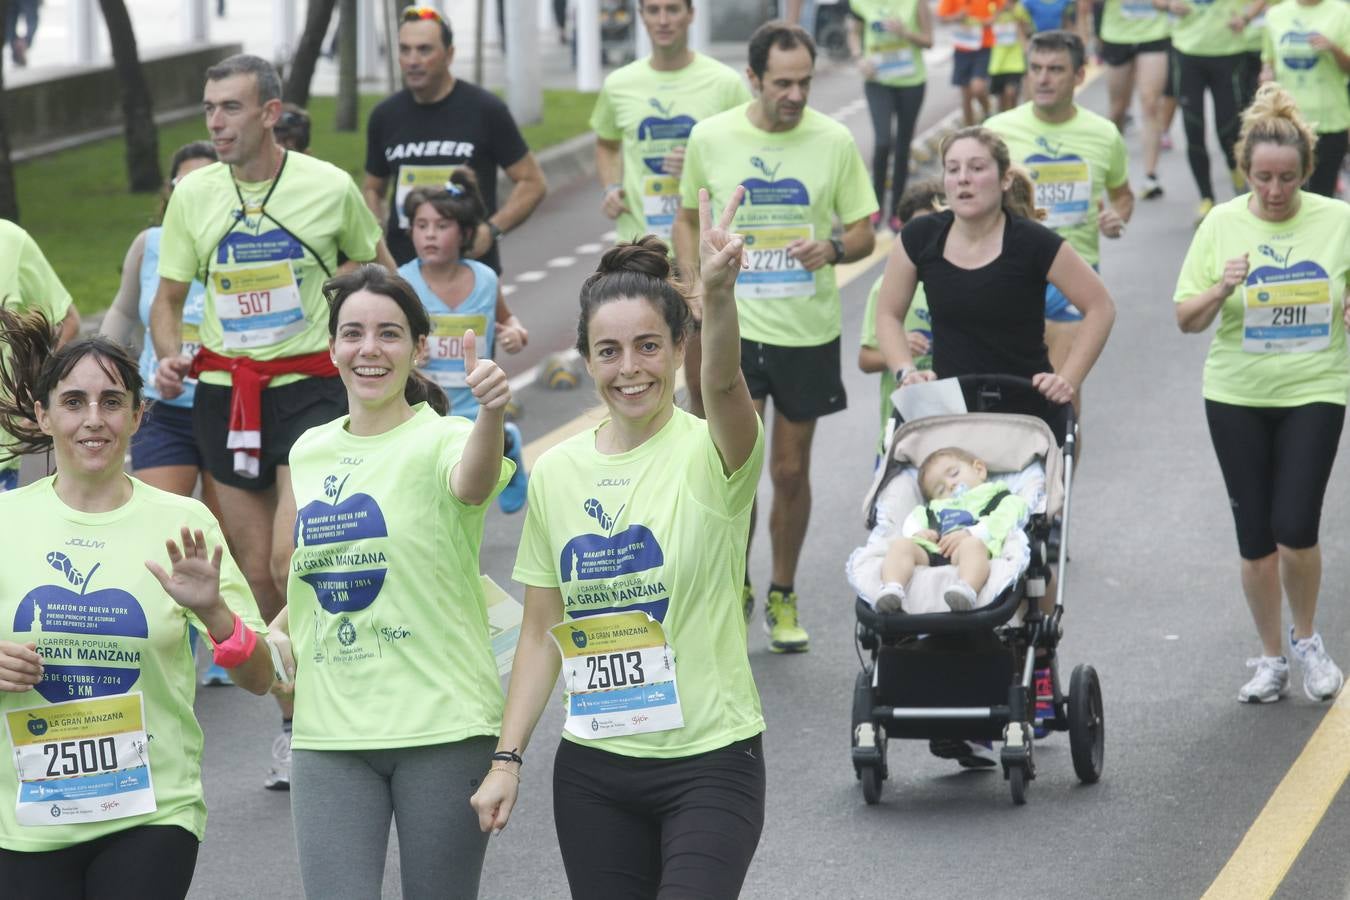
[364,6,548,272]
[150,53,390,791]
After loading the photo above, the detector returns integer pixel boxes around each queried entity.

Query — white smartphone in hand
[266,637,292,685]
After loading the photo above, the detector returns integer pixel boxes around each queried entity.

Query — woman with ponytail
[1175,83,1350,705]
[470,192,767,898]
[875,125,1115,427]
[0,313,272,899]
[269,263,515,899]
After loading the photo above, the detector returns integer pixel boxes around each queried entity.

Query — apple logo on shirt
[1277,29,1321,71]
[12,552,149,703]
[741,156,810,207]
[639,98,697,174]
[294,473,390,614]
[216,228,307,282]
[1249,245,1326,290]
[559,498,669,622]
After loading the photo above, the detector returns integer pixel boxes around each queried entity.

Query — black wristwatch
[829,237,846,264]
[488,222,504,244]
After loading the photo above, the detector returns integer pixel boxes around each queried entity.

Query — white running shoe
[1238,655,1290,704]
[944,581,978,611]
[874,582,906,614]
[263,731,292,791]
[1289,630,1345,702]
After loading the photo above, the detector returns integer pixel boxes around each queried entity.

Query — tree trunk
[98,0,161,192]
[0,0,18,222]
[336,0,358,131]
[284,0,338,107]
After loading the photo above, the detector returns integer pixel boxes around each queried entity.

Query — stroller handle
[897,373,1078,442]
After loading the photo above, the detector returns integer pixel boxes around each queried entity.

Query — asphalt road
[29,31,1350,900]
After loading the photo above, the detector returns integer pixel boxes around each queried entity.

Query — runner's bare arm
[56,306,81,349]
[470,585,565,834]
[596,138,626,219]
[875,236,923,376]
[362,173,389,228]
[149,278,190,361]
[698,188,758,475]
[101,231,148,349]
[1044,243,1116,391]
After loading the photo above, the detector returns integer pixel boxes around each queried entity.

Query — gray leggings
[291,736,496,900]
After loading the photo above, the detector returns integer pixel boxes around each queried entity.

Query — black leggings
[0,825,199,900]
[864,81,926,219]
[1174,52,1247,200]
[553,734,766,900]
[1309,130,1349,198]
[1205,400,1345,559]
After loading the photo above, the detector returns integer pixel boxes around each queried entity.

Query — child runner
[398,169,529,514]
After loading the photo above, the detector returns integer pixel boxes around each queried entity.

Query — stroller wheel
[861,765,884,805]
[1068,664,1105,784]
[1009,764,1028,805]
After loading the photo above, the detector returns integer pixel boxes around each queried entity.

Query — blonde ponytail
[1236,82,1318,179]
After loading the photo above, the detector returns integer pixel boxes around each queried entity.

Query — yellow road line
[1201,691,1350,899]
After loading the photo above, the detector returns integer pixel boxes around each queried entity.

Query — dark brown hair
[0,309,144,460]
[747,20,816,79]
[896,179,944,223]
[156,141,217,225]
[403,168,487,256]
[322,264,448,414]
[576,237,692,357]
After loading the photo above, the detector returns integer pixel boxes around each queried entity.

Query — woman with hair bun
[267,263,514,899]
[1175,82,1350,706]
[470,190,767,899]
[399,167,530,514]
[875,125,1115,418]
[1258,0,1350,197]
[0,313,272,899]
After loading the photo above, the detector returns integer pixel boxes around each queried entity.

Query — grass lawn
[15,89,597,317]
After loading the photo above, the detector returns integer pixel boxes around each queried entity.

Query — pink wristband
[207,613,257,669]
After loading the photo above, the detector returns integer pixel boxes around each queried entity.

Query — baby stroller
[844,374,1104,805]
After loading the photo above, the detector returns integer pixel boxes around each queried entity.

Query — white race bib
[873,49,917,79]
[1029,160,1092,228]
[395,164,456,229]
[6,694,156,827]
[953,24,984,51]
[641,175,681,239]
[420,312,489,390]
[993,21,1020,45]
[550,611,683,740]
[1242,276,1332,354]
[212,260,305,351]
[737,224,816,300]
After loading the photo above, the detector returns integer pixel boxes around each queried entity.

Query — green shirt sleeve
[590,85,621,140]
[1106,131,1129,190]
[17,231,72,323]
[1174,215,1219,302]
[680,128,708,211]
[337,176,383,265]
[156,188,201,284]
[512,462,560,588]
[835,140,881,225]
[860,276,883,349]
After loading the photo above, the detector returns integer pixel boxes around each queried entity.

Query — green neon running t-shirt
[680,104,878,347]
[286,404,512,750]
[1100,0,1172,44]
[1174,193,1350,407]
[860,273,931,451]
[852,0,930,87]
[1262,0,1350,133]
[0,222,73,478]
[1172,0,1248,56]
[513,408,766,759]
[157,154,383,387]
[987,102,1128,266]
[0,477,263,851]
[590,53,751,243]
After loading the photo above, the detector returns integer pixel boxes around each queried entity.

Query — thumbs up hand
[462,329,512,412]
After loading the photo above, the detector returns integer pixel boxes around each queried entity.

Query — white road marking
[575,243,605,254]
[547,256,576,268]
[515,270,548,283]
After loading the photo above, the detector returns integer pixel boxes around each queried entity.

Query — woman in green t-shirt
[1258,0,1350,197]
[0,313,273,899]
[269,264,514,899]
[847,0,935,230]
[1174,84,1350,706]
[470,190,766,898]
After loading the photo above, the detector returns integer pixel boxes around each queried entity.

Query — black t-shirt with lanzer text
[900,209,1064,380]
[365,80,530,271]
